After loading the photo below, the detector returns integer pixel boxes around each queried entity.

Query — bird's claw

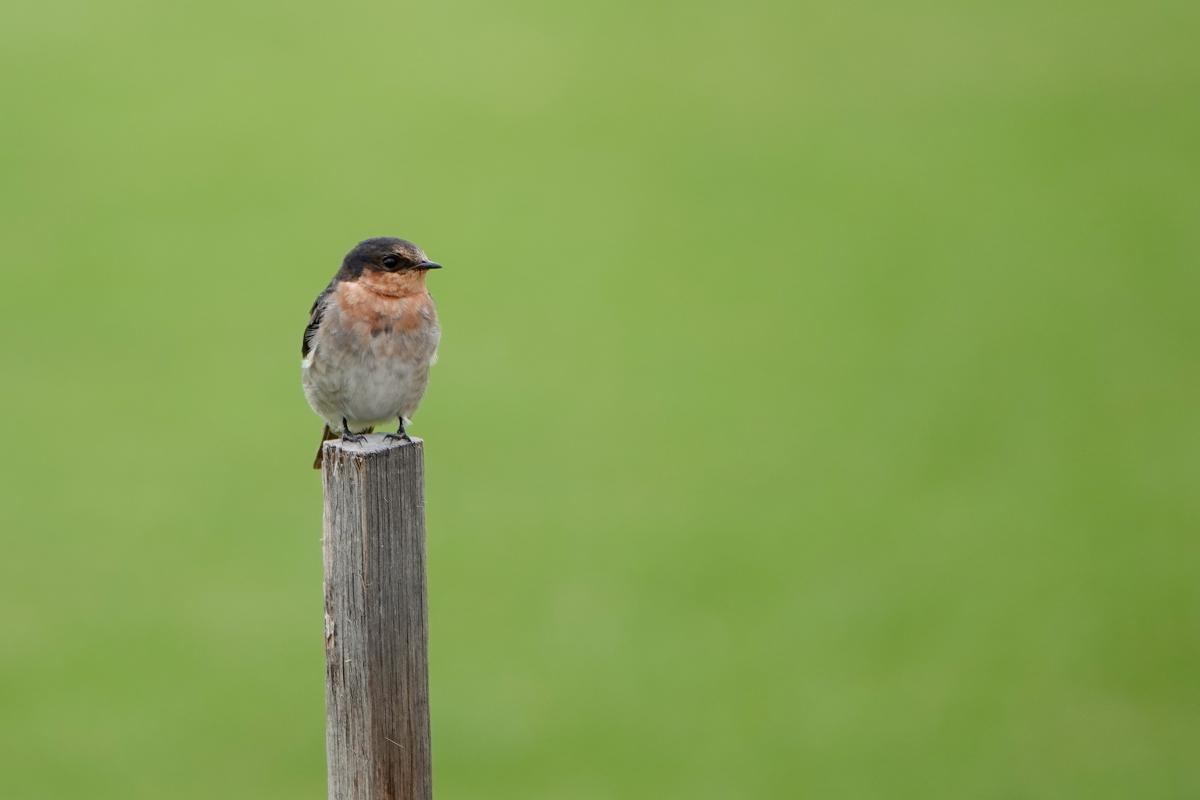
[340,432,368,444]
[384,432,412,444]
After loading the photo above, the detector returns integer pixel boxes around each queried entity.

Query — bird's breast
[303,286,440,425]
[338,280,435,325]
[306,281,436,368]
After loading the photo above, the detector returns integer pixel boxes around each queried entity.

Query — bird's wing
[302,282,335,359]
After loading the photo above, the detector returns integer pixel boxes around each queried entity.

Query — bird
[302,237,442,469]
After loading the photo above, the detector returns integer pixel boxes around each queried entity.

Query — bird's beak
[417,261,443,270]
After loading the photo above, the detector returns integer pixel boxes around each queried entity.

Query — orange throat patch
[336,273,434,332]
[355,269,428,299]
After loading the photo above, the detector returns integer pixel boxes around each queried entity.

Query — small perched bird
[302,237,442,468]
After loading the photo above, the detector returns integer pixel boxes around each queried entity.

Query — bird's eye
[382,255,399,268]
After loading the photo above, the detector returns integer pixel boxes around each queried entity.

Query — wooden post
[321,436,433,800]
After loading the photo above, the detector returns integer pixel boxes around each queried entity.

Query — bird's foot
[339,418,368,444]
[384,431,412,444]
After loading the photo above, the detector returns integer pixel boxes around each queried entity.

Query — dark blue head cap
[339,237,439,277]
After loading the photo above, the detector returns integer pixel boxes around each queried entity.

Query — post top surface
[323,434,424,460]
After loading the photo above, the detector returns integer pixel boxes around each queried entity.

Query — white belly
[339,359,425,423]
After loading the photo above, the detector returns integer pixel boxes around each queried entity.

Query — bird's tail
[313,425,338,470]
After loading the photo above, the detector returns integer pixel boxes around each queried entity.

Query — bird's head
[340,237,442,296]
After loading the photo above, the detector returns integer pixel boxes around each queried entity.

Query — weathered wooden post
[321,436,433,800]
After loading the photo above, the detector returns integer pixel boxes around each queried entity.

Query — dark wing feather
[302,282,335,358]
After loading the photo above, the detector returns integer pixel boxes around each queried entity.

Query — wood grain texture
[322,435,432,800]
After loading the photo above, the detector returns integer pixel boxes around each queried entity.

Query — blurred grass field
[1,0,1198,797]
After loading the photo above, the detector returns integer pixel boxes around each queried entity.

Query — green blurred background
[1,0,1197,797]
